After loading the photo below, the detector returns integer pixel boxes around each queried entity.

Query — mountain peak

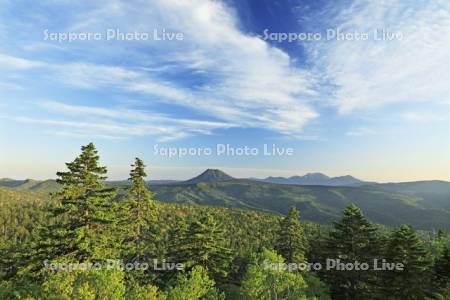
[184,169,234,184]
[301,173,330,180]
[263,172,366,186]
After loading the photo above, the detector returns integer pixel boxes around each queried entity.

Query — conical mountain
[184,169,234,184]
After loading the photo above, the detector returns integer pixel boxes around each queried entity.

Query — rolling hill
[364,181,450,212]
[0,178,61,197]
[0,186,45,203]
[150,178,450,230]
[1,172,450,230]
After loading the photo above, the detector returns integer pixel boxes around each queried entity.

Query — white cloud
[346,127,375,137]
[46,130,127,141]
[0,53,44,69]
[401,111,450,123]
[11,115,186,142]
[309,0,450,113]
[33,100,237,141]
[0,0,319,137]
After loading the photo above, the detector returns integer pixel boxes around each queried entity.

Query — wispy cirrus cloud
[2,0,448,143]
[0,0,319,139]
[346,127,375,137]
[9,114,193,142]
[40,100,236,129]
[21,100,236,141]
[308,0,450,113]
[0,53,43,70]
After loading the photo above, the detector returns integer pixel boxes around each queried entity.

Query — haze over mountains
[1,169,450,230]
[0,169,424,187]
[150,169,372,186]
[104,169,370,186]
[259,172,372,186]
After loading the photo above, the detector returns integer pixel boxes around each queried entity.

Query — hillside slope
[0,179,61,196]
[364,181,450,211]
[2,176,450,230]
[152,179,450,230]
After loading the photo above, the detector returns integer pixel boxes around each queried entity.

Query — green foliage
[433,246,450,292]
[125,281,165,300]
[122,158,158,256]
[0,188,46,247]
[36,143,119,265]
[3,174,450,230]
[433,283,450,300]
[166,266,223,300]
[276,207,307,263]
[322,204,381,299]
[381,225,432,299]
[118,158,160,284]
[151,180,450,230]
[0,277,43,299]
[303,273,331,300]
[1,144,449,299]
[40,269,126,300]
[241,248,309,300]
[168,212,233,283]
[0,281,15,299]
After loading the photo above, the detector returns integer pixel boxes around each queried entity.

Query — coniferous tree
[169,213,233,283]
[34,143,118,268]
[381,225,432,299]
[275,207,307,264]
[118,158,160,285]
[121,158,158,260]
[433,246,450,291]
[323,204,381,299]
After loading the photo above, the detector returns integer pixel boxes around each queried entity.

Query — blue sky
[0,0,449,181]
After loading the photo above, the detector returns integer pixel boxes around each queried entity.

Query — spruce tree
[169,213,233,283]
[35,143,118,267]
[381,225,432,299]
[118,158,160,285]
[434,247,450,290]
[121,158,157,260]
[323,204,381,299]
[275,207,307,264]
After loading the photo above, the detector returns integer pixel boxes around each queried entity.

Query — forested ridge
[0,143,449,299]
[4,173,450,231]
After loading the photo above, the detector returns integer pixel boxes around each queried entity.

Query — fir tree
[34,143,118,267]
[275,207,307,264]
[433,246,450,290]
[169,213,233,283]
[323,204,381,299]
[121,158,158,260]
[118,158,160,285]
[381,225,432,299]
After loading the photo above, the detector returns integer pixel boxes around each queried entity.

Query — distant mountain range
[2,170,450,230]
[259,172,373,186]
[0,170,371,187]
[147,170,372,187]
